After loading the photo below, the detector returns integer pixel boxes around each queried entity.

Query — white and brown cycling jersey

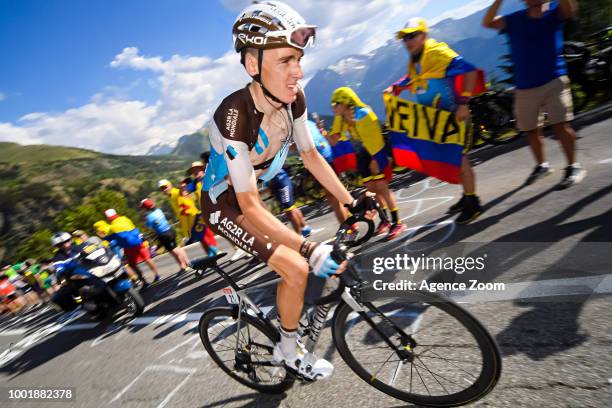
[201,84,315,261]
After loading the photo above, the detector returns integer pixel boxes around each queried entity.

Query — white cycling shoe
[272,341,334,381]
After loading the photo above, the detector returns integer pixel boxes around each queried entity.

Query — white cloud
[0,0,491,154]
[0,92,6,102]
[0,48,251,154]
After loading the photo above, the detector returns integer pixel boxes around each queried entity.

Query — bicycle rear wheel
[332,291,501,407]
[199,307,294,393]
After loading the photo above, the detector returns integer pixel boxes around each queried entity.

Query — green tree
[54,189,143,234]
[15,229,54,262]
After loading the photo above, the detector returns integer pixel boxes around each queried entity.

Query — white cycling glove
[308,244,340,278]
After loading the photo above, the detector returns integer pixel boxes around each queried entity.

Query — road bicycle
[194,216,502,407]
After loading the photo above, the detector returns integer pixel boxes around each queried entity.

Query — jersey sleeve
[291,88,315,153]
[213,91,258,193]
[446,56,477,77]
[354,108,385,156]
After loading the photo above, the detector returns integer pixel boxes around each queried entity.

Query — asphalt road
[1,114,611,408]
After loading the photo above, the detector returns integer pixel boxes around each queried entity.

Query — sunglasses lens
[290,27,316,48]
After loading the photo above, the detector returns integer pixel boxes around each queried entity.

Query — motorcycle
[469,88,522,146]
[563,35,611,112]
[51,242,145,320]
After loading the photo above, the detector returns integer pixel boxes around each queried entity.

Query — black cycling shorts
[157,229,177,251]
[202,187,279,263]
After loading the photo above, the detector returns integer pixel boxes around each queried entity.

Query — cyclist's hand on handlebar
[308,243,347,278]
[346,191,377,215]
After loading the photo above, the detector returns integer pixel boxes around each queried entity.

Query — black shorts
[157,229,177,251]
[202,187,279,263]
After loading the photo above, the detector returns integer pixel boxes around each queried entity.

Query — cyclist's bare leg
[144,258,160,279]
[268,245,309,330]
[552,122,577,165]
[461,156,476,194]
[369,179,397,213]
[170,247,189,269]
[286,208,306,234]
[527,128,546,164]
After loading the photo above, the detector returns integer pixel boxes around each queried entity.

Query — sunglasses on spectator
[402,31,422,41]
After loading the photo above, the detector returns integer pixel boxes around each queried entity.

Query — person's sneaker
[375,221,391,236]
[301,225,312,238]
[456,195,482,224]
[386,223,407,241]
[558,163,586,189]
[153,275,161,283]
[447,195,466,214]
[525,163,553,185]
[272,342,334,381]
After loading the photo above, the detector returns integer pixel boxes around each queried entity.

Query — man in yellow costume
[329,87,406,240]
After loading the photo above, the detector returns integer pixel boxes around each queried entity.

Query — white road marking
[597,158,612,164]
[109,364,196,406]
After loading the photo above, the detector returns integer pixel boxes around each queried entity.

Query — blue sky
[0,0,502,154]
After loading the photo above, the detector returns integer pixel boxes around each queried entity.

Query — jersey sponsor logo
[226,108,239,138]
[218,217,255,248]
[237,33,268,46]
[209,211,221,225]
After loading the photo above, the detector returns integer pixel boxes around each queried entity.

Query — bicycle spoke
[413,356,452,394]
[419,350,481,376]
[412,362,431,396]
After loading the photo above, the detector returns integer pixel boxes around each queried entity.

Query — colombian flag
[384,94,469,184]
[331,139,357,173]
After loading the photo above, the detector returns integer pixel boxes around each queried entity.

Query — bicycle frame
[208,259,414,363]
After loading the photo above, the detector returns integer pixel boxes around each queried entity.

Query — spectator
[482,0,586,187]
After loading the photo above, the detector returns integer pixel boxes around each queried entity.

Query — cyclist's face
[260,47,304,104]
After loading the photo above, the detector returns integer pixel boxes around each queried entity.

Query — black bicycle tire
[336,215,375,248]
[199,307,295,394]
[332,292,502,407]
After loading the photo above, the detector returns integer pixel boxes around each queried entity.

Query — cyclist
[266,167,312,237]
[330,87,406,239]
[482,0,585,187]
[139,198,192,274]
[384,18,484,224]
[104,209,161,287]
[200,1,375,381]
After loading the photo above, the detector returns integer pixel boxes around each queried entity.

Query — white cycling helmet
[51,231,72,246]
[233,1,316,53]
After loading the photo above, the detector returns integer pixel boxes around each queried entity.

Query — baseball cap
[104,209,118,220]
[158,179,171,189]
[396,17,428,39]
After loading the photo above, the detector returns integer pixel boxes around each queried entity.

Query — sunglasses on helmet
[270,26,316,49]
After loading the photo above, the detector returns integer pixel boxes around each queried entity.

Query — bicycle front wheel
[332,291,501,407]
[199,307,294,394]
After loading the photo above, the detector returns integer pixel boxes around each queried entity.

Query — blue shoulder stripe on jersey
[254,141,263,154]
[226,145,237,160]
[258,128,269,148]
